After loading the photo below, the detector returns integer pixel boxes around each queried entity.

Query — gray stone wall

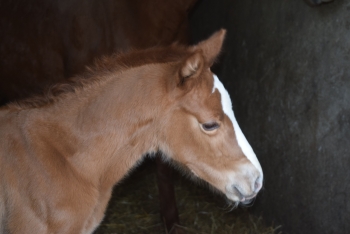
[190,1,350,233]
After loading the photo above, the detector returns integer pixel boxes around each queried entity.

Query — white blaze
[212,74,263,177]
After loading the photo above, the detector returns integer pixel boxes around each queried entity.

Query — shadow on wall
[190,0,350,234]
[304,0,335,7]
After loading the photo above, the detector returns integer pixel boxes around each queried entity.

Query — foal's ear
[174,29,226,91]
[179,52,203,81]
[194,29,226,66]
[176,52,204,90]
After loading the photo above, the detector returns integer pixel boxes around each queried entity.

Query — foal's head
[159,30,263,204]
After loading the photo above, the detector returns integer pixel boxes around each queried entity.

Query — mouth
[225,185,258,204]
[239,194,257,205]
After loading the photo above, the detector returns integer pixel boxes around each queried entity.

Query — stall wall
[190,1,350,233]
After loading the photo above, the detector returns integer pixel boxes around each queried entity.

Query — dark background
[190,0,350,234]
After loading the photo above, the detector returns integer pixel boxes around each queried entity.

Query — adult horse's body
[0,30,263,234]
[0,0,197,104]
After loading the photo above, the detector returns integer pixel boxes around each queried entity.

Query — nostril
[254,178,262,192]
[232,185,244,200]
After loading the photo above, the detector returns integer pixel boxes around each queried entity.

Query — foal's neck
[29,64,167,189]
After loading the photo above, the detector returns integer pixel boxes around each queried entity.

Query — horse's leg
[155,154,183,234]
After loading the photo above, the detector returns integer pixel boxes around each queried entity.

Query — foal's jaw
[186,158,262,203]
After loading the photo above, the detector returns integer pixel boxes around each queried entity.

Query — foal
[0,30,263,234]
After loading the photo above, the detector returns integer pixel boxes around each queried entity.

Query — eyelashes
[201,121,220,132]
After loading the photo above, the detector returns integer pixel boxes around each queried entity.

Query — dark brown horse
[0,30,263,234]
[0,0,198,103]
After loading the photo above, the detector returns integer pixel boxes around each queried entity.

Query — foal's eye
[201,122,220,132]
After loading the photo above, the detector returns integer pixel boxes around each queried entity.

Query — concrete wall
[190,1,350,233]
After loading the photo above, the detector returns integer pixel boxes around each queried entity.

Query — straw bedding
[94,159,280,234]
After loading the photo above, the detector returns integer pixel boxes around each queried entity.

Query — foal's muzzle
[225,166,263,203]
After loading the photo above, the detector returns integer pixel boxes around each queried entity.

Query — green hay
[94,160,281,234]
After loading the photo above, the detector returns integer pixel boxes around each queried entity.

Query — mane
[8,44,191,110]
